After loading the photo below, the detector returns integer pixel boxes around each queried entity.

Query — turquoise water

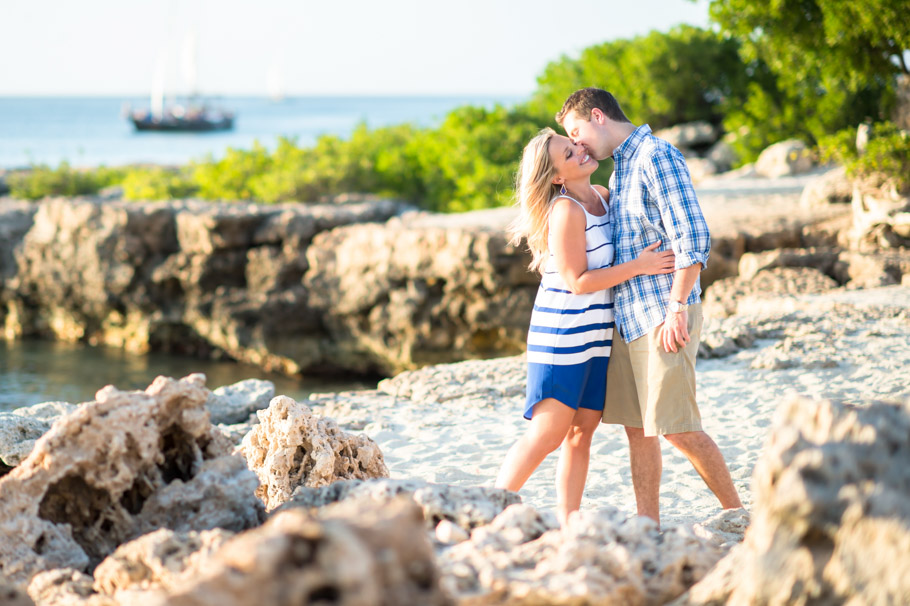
[0,339,373,413]
[0,95,520,169]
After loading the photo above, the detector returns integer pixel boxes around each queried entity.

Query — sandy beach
[312,284,910,529]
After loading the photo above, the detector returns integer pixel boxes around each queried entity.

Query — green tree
[530,25,748,130]
[706,0,907,159]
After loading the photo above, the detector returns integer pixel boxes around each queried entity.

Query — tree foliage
[706,0,907,160]
[530,25,748,130]
[819,122,910,193]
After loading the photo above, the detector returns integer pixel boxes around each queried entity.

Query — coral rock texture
[240,395,389,510]
[283,478,521,531]
[132,498,452,606]
[439,504,724,605]
[0,374,264,585]
[680,396,910,605]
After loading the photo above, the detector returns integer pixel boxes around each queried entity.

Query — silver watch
[668,300,689,313]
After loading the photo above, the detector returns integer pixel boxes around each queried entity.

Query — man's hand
[660,309,690,353]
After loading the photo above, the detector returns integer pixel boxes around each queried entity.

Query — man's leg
[624,426,662,522]
[663,431,742,509]
[604,330,660,521]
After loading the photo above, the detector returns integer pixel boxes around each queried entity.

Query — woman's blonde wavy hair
[509,127,562,274]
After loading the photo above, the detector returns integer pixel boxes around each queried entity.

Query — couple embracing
[496,88,743,527]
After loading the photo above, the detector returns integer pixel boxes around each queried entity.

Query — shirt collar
[613,124,651,161]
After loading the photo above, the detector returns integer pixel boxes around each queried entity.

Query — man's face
[562,110,608,161]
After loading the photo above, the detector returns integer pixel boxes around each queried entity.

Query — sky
[0,0,711,97]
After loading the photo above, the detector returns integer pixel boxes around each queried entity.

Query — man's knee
[624,425,647,442]
[664,430,710,450]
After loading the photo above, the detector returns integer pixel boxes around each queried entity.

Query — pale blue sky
[0,0,710,96]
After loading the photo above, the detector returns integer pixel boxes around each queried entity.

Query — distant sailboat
[127,30,234,132]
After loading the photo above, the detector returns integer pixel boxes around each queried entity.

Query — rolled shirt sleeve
[643,147,711,270]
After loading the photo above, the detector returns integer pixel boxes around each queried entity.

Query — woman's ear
[552,176,564,186]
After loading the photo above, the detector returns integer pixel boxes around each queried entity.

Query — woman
[495,127,675,526]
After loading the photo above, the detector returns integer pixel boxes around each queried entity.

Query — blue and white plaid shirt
[608,124,711,343]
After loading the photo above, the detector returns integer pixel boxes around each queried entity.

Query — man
[557,87,742,524]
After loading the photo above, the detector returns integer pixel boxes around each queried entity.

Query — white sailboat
[127,29,234,132]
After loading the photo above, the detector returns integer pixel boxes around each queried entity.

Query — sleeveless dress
[524,188,615,419]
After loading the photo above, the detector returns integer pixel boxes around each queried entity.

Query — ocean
[0,95,522,170]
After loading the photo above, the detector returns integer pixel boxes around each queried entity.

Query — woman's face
[548,134,599,184]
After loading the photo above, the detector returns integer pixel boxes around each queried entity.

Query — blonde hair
[509,127,562,273]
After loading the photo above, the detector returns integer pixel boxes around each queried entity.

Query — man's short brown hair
[556,87,631,125]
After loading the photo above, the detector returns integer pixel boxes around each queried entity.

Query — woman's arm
[549,199,674,296]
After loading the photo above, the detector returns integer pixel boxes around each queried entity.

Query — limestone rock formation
[378,355,526,404]
[799,165,853,209]
[2,197,406,374]
[655,121,718,149]
[0,401,78,473]
[303,208,538,374]
[0,374,265,585]
[755,139,814,178]
[131,498,452,606]
[93,528,233,596]
[240,395,389,510]
[703,267,839,318]
[26,568,114,606]
[680,396,910,605]
[440,503,724,605]
[282,478,521,532]
[849,183,910,250]
[205,378,274,425]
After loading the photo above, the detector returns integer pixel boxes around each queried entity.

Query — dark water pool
[0,339,373,412]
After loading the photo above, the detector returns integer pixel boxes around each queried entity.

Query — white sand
[316,286,910,529]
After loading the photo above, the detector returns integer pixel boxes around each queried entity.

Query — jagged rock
[26,568,114,606]
[303,208,537,375]
[0,374,265,585]
[282,478,521,532]
[692,508,751,549]
[837,249,910,288]
[849,183,910,251]
[93,528,233,595]
[685,158,718,183]
[737,247,842,281]
[703,267,839,318]
[799,165,853,209]
[2,197,407,373]
[436,520,470,545]
[378,355,525,404]
[698,317,756,359]
[440,503,724,605]
[205,379,274,425]
[240,395,389,511]
[0,401,79,472]
[755,139,814,178]
[655,121,719,149]
[680,396,910,605]
[706,140,737,173]
[132,498,451,606]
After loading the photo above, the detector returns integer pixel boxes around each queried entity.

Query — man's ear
[591,108,606,124]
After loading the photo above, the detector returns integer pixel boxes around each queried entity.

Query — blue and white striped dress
[524,189,615,419]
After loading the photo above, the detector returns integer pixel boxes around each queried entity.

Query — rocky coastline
[0,279,908,604]
[3,139,908,379]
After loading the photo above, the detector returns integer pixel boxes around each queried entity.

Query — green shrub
[121,166,196,200]
[819,122,910,192]
[8,163,125,200]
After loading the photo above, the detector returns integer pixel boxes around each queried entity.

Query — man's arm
[644,146,710,352]
[662,264,700,353]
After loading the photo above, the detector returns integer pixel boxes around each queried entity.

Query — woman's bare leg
[495,398,576,492]
[555,407,602,526]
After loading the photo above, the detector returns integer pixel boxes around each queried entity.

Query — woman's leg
[555,407,602,526]
[495,398,576,492]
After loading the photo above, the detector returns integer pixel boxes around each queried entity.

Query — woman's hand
[635,241,675,275]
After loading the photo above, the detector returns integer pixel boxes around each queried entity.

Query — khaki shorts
[603,304,704,436]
